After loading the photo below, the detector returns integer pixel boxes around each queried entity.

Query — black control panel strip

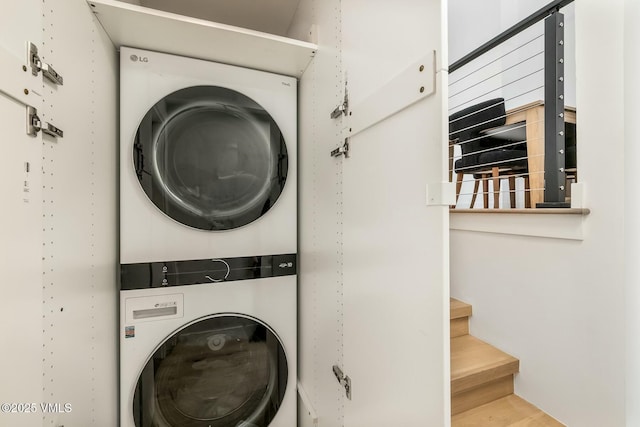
[120,253,297,290]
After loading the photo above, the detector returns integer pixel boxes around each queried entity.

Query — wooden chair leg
[524,175,531,208]
[482,174,489,208]
[492,167,500,209]
[470,179,479,208]
[455,173,463,203]
[509,176,516,208]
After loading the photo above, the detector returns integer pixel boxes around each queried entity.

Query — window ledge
[451,208,590,215]
[449,208,590,240]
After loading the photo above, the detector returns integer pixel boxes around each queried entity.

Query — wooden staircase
[450,298,564,426]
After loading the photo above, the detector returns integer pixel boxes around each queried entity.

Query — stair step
[449,298,561,425]
[450,298,471,338]
[452,374,514,416]
[452,394,565,426]
[451,335,519,395]
[451,316,469,338]
[450,298,472,320]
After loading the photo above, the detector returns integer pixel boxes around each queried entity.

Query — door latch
[28,42,64,85]
[332,365,352,400]
[330,140,349,159]
[26,106,63,138]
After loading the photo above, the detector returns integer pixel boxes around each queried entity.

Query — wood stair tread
[450,297,472,319]
[450,298,471,338]
[451,335,519,394]
[449,298,561,426]
[452,395,565,426]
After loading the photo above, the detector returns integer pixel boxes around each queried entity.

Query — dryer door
[133,315,288,427]
[134,86,288,231]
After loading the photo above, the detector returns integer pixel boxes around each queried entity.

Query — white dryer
[120,47,297,264]
[120,254,297,427]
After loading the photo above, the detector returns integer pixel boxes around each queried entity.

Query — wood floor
[450,298,564,427]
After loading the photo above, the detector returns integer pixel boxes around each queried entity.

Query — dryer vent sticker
[125,326,135,339]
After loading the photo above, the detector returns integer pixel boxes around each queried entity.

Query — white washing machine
[120,47,297,264]
[120,254,297,427]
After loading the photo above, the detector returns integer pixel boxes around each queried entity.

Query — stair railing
[449,0,575,209]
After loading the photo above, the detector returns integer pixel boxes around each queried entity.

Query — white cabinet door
[0,2,44,426]
[340,1,449,425]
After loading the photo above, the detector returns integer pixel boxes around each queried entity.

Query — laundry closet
[0,0,449,426]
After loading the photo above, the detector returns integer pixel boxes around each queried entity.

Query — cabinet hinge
[28,42,64,85]
[332,365,352,400]
[26,106,63,138]
[330,140,349,159]
[330,90,349,119]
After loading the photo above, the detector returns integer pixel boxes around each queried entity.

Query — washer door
[133,315,288,427]
[134,86,288,231]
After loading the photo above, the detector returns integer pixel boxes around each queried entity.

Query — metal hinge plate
[330,90,349,119]
[26,106,41,137]
[28,42,63,85]
[27,106,63,138]
[330,140,349,159]
[332,365,352,400]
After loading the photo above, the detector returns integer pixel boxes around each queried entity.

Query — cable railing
[448,0,576,209]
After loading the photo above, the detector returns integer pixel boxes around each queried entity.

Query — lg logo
[130,54,149,63]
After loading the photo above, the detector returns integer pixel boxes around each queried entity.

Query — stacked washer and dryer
[119,47,297,427]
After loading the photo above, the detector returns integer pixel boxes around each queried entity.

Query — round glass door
[134,86,289,231]
[133,315,288,427]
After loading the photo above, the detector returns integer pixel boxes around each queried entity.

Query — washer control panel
[120,253,297,290]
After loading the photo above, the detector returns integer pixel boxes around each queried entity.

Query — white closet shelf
[87,0,317,78]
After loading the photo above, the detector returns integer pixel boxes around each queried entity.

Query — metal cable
[502,86,546,105]
[449,51,544,99]
[451,153,544,173]
[449,113,530,139]
[453,170,545,184]
[449,69,544,111]
[455,186,545,198]
[449,33,544,85]
[449,99,505,127]
[449,139,529,161]
[448,86,545,124]
[451,121,541,147]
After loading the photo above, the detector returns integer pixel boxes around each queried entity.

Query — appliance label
[124,326,135,339]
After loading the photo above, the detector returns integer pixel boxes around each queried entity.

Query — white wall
[448,0,501,63]
[624,0,640,424]
[448,0,506,116]
[450,0,627,426]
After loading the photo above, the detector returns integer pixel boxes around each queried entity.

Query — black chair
[449,98,529,208]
